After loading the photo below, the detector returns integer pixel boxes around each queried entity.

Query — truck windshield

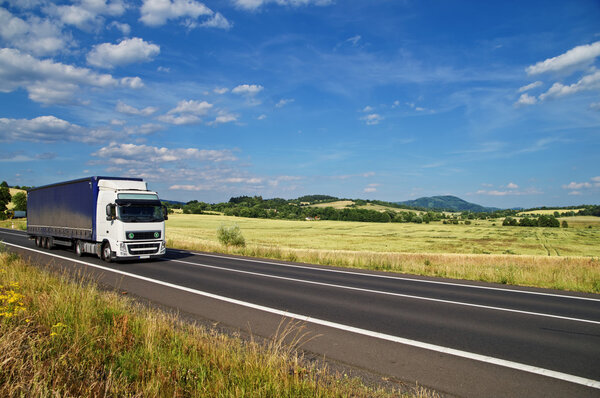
[117,205,164,223]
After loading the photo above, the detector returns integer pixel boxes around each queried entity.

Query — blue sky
[0,0,599,208]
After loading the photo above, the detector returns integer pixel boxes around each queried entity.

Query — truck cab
[96,179,167,261]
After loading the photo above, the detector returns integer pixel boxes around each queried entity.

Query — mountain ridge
[397,195,500,212]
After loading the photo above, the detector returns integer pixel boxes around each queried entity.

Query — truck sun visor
[115,199,162,206]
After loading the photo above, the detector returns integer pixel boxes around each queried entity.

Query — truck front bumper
[114,240,167,260]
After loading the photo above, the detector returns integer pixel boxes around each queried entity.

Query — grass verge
[168,236,600,294]
[0,248,433,397]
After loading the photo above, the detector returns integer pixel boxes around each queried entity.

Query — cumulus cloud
[107,21,131,35]
[207,112,238,125]
[562,177,599,190]
[92,142,236,165]
[214,87,229,94]
[515,93,537,106]
[0,48,143,104]
[362,105,373,112]
[526,41,600,75]
[363,183,379,193]
[539,70,600,101]
[0,9,72,56]
[158,99,213,124]
[116,101,158,116]
[232,84,264,95]
[506,182,519,189]
[360,113,383,125]
[47,0,127,31]
[233,0,332,11]
[140,0,231,29]
[87,38,160,69]
[518,81,542,93]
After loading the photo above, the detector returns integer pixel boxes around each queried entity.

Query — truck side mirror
[162,205,169,220]
[106,204,116,221]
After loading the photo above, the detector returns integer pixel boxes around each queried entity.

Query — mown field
[309,200,425,214]
[165,214,600,293]
[166,214,600,257]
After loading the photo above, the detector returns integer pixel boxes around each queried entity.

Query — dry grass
[166,214,600,294]
[0,249,433,397]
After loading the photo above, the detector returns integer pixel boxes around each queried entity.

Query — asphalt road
[1,227,599,397]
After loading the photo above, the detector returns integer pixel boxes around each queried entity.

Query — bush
[561,220,568,228]
[217,224,246,247]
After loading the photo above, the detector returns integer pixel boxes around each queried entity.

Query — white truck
[27,176,167,262]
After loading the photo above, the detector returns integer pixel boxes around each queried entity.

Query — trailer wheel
[101,242,112,263]
[35,236,42,247]
[75,240,84,257]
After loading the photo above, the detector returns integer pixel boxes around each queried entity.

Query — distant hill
[397,195,500,212]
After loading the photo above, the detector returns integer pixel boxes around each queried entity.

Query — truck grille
[127,243,160,255]
[126,231,161,240]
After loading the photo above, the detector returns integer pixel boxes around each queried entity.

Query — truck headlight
[119,242,127,256]
[160,240,166,253]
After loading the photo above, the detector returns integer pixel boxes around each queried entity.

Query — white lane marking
[2,227,599,302]
[0,230,28,238]
[175,249,600,302]
[2,240,600,390]
[170,258,600,325]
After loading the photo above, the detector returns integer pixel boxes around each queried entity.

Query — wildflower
[50,322,68,337]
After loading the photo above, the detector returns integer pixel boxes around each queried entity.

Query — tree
[0,185,11,213]
[561,220,568,228]
[0,181,8,188]
[12,192,27,211]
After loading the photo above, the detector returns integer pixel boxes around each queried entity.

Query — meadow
[165,214,600,293]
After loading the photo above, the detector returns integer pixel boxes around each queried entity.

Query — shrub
[561,220,568,228]
[217,224,246,247]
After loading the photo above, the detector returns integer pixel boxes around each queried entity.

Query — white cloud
[515,93,537,106]
[140,0,230,29]
[276,98,294,108]
[526,41,600,75]
[120,76,144,89]
[257,114,267,120]
[562,181,592,189]
[590,102,600,111]
[107,21,131,35]
[158,99,213,125]
[232,84,264,95]
[360,113,383,125]
[475,188,542,196]
[0,9,72,56]
[214,87,229,94]
[506,182,518,189]
[362,105,373,112]
[233,0,333,11]
[0,48,142,104]
[518,81,542,92]
[0,116,121,144]
[168,99,213,114]
[539,70,600,100]
[591,176,600,183]
[568,191,582,195]
[116,101,158,116]
[92,142,237,165]
[347,35,361,46]
[208,113,238,125]
[47,0,127,31]
[87,38,160,68]
[363,183,379,193]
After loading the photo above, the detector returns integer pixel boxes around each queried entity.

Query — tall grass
[0,249,433,397]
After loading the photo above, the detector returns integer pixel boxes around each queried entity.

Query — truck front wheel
[101,242,112,263]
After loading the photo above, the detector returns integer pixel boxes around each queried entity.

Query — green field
[166,214,600,257]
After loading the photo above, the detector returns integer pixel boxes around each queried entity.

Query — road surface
[1,227,599,397]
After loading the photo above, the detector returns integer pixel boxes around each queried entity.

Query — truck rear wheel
[101,242,112,263]
[75,240,84,257]
[43,237,52,249]
[35,236,42,247]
